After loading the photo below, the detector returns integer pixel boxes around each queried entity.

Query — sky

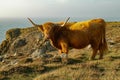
[0,0,120,18]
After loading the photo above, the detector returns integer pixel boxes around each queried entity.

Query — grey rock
[31,48,46,58]
[14,38,27,48]
[0,56,3,62]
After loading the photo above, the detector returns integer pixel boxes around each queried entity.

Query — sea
[0,17,120,43]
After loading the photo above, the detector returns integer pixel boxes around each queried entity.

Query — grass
[0,22,120,80]
[34,22,120,80]
[34,53,120,80]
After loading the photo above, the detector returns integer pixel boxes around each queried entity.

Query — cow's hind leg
[99,45,106,59]
[98,39,108,59]
[90,49,98,60]
[99,49,103,59]
[90,42,99,60]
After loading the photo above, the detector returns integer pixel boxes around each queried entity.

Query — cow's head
[28,17,70,40]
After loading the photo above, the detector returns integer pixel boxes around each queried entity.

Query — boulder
[13,38,27,48]
[0,26,55,57]
[6,28,21,40]
[0,40,9,55]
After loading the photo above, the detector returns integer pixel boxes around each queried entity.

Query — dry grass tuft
[0,22,120,80]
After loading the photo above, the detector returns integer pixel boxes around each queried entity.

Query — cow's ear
[38,25,44,32]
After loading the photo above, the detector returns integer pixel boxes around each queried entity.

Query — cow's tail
[99,22,108,54]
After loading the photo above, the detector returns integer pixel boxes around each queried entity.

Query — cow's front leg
[60,42,68,64]
[60,53,68,64]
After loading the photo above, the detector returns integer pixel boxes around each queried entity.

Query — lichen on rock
[0,26,55,56]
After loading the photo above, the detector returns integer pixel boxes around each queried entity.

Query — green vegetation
[0,22,120,80]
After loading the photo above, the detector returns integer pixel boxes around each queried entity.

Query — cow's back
[64,18,106,49]
[88,19,106,39]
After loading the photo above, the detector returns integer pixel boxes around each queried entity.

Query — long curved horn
[61,17,70,27]
[28,18,37,26]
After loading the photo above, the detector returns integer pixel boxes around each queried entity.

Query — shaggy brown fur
[28,18,108,63]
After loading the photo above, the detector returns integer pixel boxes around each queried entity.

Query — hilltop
[0,22,120,80]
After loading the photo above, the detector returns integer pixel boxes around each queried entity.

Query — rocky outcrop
[0,26,55,57]
[0,40,10,55]
[0,26,56,79]
[6,28,21,40]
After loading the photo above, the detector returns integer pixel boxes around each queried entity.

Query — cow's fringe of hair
[99,23,108,54]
